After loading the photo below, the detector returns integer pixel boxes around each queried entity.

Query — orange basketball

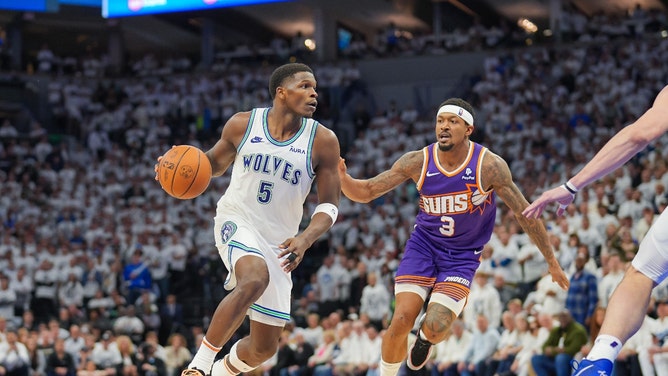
[157,145,212,199]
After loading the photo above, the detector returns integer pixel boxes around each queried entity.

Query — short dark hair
[268,63,313,99]
[437,98,475,125]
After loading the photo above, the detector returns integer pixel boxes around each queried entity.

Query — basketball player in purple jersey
[338,98,570,376]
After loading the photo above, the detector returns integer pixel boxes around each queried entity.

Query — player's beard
[438,143,454,152]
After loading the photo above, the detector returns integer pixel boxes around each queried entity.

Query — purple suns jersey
[415,142,496,250]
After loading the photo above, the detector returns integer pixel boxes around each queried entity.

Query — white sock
[379,359,402,376]
[189,336,223,373]
[211,355,239,376]
[586,335,623,362]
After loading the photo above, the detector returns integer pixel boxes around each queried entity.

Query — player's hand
[278,237,309,273]
[548,263,570,290]
[522,185,575,218]
[337,157,348,179]
[154,145,176,181]
[154,156,162,181]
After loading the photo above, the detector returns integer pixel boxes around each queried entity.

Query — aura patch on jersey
[241,153,303,185]
[220,221,237,244]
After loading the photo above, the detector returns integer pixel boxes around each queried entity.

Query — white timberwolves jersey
[216,108,318,245]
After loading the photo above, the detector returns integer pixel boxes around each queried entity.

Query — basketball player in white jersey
[524,85,668,376]
[160,63,341,376]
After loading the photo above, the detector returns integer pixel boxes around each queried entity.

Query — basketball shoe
[406,333,434,370]
[181,368,208,376]
[571,359,613,376]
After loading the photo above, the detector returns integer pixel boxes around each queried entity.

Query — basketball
[157,145,212,199]
[471,189,489,206]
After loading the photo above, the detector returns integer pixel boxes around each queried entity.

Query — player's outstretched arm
[337,151,421,203]
[524,85,668,219]
[205,112,250,177]
[279,126,341,272]
[483,151,570,290]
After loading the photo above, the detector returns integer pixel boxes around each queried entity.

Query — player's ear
[466,123,475,136]
[275,86,286,100]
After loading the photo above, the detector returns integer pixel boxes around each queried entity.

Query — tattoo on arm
[365,150,423,197]
[484,153,558,264]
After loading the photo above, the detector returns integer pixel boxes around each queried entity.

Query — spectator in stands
[0,274,16,322]
[306,330,337,376]
[530,310,588,376]
[163,334,191,376]
[46,338,76,376]
[565,248,599,329]
[316,255,344,317]
[463,273,502,331]
[90,331,121,374]
[137,343,166,376]
[64,325,86,366]
[280,332,313,376]
[0,330,29,376]
[122,250,152,306]
[457,314,500,376]
[25,335,46,376]
[597,252,625,308]
[485,311,520,376]
[32,259,58,325]
[358,272,390,332]
[270,331,294,376]
[431,319,471,376]
[113,306,144,345]
[115,336,138,376]
[159,295,183,343]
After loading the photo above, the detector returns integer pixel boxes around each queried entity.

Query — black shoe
[406,333,433,370]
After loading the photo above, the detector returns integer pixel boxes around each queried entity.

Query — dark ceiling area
[0,0,666,61]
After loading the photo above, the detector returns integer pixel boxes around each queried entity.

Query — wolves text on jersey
[242,153,303,185]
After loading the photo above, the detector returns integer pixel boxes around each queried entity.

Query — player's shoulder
[479,147,505,166]
[656,85,668,105]
[222,111,254,137]
[227,110,253,125]
[312,123,340,152]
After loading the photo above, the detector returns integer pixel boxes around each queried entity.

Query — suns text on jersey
[421,193,469,215]
[242,153,302,185]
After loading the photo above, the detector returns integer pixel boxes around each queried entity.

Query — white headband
[437,105,474,125]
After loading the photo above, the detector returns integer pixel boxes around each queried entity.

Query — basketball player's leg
[213,321,284,376]
[186,254,269,374]
[211,238,292,376]
[597,267,654,343]
[381,232,435,376]
[407,248,478,371]
[573,209,668,376]
[418,300,458,344]
[382,291,425,362]
[185,219,270,375]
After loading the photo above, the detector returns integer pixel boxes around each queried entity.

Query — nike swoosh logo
[426,171,439,177]
[474,249,483,255]
[574,365,594,376]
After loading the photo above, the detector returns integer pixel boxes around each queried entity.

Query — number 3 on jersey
[440,215,455,236]
[257,180,274,204]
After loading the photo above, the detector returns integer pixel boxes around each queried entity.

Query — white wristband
[564,181,579,194]
[312,203,338,227]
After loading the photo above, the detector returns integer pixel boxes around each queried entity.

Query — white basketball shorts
[632,208,668,284]
[214,214,292,327]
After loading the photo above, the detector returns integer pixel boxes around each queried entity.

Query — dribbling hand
[154,145,176,181]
